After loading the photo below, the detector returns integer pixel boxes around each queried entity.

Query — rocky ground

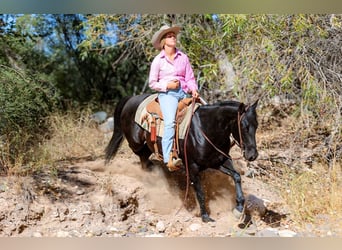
[0,141,305,238]
[0,104,341,237]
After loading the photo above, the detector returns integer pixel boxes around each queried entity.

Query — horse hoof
[202,215,215,223]
[232,208,244,220]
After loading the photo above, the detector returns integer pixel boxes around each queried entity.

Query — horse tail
[105,95,131,164]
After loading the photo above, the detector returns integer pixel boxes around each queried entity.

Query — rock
[32,232,43,237]
[244,224,258,236]
[76,190,85,195]
[245,169,255,178]
[98,117,114,133]
[256,228,279,237]
[56,231,70,237]
[232,208,243,219]
[94,230,103,236]
[145,233,164,237]
[85,231,95,237]
[90,111,107,124]
[278,229,297,237]
[244,194,267,218]
[189,223,201,232]
[272,96,281,107]
[108,227,120,233]
[138,227,148,233]
[0,184,7,192]
[156,221,166,233]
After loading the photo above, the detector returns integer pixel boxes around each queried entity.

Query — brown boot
[166,157,183,172]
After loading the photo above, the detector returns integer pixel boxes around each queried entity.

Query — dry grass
[281,162,342,226]
[39,110,110,164]
[2,108,111,175]
[258,102,342,233]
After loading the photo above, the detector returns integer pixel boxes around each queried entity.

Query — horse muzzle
[244,148,258,161]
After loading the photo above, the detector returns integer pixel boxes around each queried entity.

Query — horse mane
[212,100,244,108]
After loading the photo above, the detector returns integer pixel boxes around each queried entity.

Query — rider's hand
[167,79,179,90]
[191,90,199,99]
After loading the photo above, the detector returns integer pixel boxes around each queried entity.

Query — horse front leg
[218,158,245,217]
[190,170,215,223]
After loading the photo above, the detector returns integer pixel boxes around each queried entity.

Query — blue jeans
[158,88,187,164]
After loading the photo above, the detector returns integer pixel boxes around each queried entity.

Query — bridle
[236,110,246,153]
[199,108,246,160]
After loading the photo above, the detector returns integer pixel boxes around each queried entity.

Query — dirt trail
[0,141,293,237]
[2,102,340,237]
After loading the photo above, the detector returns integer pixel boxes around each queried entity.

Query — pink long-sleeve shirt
[149,49,198,93]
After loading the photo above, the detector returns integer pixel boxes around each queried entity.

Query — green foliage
[212,15,341,111]
[0,66,59,170]
[1,14,341,173]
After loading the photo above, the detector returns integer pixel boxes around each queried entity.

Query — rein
[176,97,198,215]
[237,111,245,150]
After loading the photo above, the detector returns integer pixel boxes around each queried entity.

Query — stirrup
[149,153,163,161]
[166,157,183,172]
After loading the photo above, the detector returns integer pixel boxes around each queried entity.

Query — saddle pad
[134,94,201,139]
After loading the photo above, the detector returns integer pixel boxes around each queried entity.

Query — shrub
[0,65,59,173]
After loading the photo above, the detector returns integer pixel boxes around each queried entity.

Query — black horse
[105,93,259,222]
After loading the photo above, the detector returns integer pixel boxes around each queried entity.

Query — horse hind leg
[134,143,154,171]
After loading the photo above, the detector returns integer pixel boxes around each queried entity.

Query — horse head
[234,99,259,161]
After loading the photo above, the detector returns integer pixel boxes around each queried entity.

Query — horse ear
[238,103,245,113]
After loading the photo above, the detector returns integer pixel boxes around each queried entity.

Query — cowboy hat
[151,25,181,50]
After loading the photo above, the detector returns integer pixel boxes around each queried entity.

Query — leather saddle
[141,96,197,164]
[146,97,194,123]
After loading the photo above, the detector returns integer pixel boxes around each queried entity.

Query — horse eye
[244,125,249,133]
